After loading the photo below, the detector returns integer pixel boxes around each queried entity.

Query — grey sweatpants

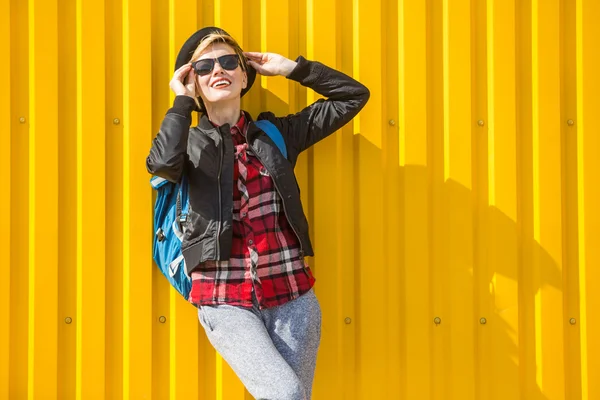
[197,289,322,400]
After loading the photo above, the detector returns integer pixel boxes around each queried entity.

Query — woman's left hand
[244,52,297,77]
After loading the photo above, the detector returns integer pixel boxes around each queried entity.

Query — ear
[242,71,248,89]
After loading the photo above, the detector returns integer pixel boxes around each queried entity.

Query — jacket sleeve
[146,96,196,182]
[268,56,370,154]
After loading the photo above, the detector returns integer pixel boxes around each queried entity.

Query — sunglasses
[192,54,241,76]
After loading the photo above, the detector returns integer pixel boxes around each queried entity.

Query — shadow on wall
[204,85,576,400]
[361,131,574,399]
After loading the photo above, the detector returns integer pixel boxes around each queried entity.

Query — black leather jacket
[147,56,369,275]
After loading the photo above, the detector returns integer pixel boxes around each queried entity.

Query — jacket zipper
[216,139,223,259]
[251,146,304,257]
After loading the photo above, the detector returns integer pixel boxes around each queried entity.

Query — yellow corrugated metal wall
[2,0,600,399]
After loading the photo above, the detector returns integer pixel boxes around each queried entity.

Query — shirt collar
[232,112,247,135]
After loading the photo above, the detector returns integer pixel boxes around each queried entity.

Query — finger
[176,70,192,84]
[244,52,264,61]
[247,60,262,71]
[175,62,192,73]
[185,69,195,84]
[174,63,192,78]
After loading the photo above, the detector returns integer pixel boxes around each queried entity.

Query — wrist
[169,95,197,118]
[281,59,298,77]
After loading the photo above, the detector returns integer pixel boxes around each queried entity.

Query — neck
[205,99,242,127]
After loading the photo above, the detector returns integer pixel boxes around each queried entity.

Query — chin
[207,91,242,104]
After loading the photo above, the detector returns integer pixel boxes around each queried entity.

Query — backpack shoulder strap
[255,119,288,159]
[150,175,170,189]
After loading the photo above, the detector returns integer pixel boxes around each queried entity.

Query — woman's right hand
[170,63,196,98]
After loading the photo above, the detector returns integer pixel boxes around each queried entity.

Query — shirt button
[248,239,254,246]
[241,212,247,218]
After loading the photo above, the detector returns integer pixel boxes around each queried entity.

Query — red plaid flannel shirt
[189,112,315,309]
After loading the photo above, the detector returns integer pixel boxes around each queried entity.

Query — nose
[212,60,225,75]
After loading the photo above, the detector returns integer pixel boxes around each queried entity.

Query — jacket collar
[199,111,261,138]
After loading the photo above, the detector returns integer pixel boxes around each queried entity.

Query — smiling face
[193,42,247,109]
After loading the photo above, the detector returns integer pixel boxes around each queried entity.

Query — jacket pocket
[182,209,212,246]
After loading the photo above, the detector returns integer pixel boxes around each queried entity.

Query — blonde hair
[190,32,248,111]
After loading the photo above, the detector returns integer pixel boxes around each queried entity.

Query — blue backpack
[151,119,287,301]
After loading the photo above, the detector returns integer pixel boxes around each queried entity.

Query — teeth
[214,80,231,88]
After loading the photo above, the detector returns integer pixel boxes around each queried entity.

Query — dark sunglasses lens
[194,59,214,76]
[219,55,239,70]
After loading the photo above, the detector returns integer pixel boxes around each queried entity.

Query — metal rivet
[113,118,120,125]
[344,317,352,324]
[477,120,485,127]
[65,317,72,324]
[480,318,487,325]
[19,117,26,123]
[570,318,576,325]
[567,119,574,126]
[434,317,441,325]
[159,316,166,323]
[389,120,396,126]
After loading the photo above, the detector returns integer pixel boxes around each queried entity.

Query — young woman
[147,27,369,399]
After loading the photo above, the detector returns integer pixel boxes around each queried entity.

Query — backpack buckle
[156,228,166,242]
